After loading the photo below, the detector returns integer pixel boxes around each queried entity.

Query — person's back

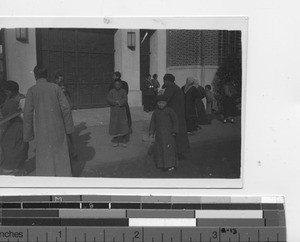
[23,66,73,176]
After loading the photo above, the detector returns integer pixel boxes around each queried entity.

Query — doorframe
[0,28,7,83]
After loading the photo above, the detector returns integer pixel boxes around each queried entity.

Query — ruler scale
[0,196,286,242]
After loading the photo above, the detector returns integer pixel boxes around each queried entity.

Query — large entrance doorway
[140,30,155,105]
[36,28,116,109]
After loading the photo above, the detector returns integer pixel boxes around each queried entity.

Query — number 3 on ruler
[58,231,62,238]
[212,231,218,239]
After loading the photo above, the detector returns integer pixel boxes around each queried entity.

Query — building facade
[1,28,241,109]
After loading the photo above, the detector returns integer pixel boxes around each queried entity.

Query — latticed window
[218,30,242,65]
[167,30,241,67]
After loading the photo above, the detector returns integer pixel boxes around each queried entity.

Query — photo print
[0,17,247,188]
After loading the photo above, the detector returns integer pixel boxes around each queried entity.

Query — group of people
[0,66,237,176]
[142,74,160,112]
[181,77,216,135]
[0,66,75,176]
[147,74,218,172]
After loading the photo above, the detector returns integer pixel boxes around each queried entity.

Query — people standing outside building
[54,72,73,109]
[151,74,160,95]
[53,72,77,160]
[205,84,215,124]
[159,73,190,160]
[107,79,129,148]
[182,77,203,134]
[223,79,237,124]
[142,74,156,112]
[23,66,74,176]
[194,79,207,127]
[109,72,132,132]
[0,81,28,175]
[149,95,178,172]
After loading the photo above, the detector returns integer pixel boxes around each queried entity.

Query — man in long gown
[159,73,190,159]
[23,66,74,176]
[109,72,132,130]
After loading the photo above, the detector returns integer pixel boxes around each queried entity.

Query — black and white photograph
[0,17,247,188]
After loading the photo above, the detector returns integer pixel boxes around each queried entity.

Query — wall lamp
[16,28,28,43]
[127,32,136,50]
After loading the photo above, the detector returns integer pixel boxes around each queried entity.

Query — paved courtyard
[21,106,241,178]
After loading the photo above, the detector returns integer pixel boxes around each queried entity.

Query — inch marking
[84,233,87,242]
[123,233,125,242]
[27,229,29,242]
[258,229,260,242]
[46,232,48,242]
[200,233,202,242]
[142,227,144,242]
[180,230,182,242]
[238,233,241,242]
[277,232,279,242]
[161,233,163,242]
[104,229,106,242]
[65,227,67,242]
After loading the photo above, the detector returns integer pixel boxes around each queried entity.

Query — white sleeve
[19,98,26,119]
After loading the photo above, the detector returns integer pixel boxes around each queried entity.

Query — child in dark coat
[149,95,179,172]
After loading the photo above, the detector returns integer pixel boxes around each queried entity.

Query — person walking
[223,79,237,123]
[23,66,74,176]
[159,73,190,160]
[205,84,215,124]
[0,81,28,175]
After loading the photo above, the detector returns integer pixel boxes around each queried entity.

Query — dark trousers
[143,94,156,111]
[223,96,236,118]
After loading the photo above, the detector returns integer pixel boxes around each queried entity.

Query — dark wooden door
[36,28,115,109]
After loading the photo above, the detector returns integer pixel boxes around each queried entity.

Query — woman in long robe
[181,77,203,134]
[149,96,179,171]
[0,81,28,175]
[107,80,129,147]
[23,66,74,177]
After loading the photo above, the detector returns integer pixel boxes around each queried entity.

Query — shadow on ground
[82,138,241,178]
[24,122,95,177]
[69,122,96,177]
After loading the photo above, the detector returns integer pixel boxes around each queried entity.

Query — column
[114,29,141,107]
